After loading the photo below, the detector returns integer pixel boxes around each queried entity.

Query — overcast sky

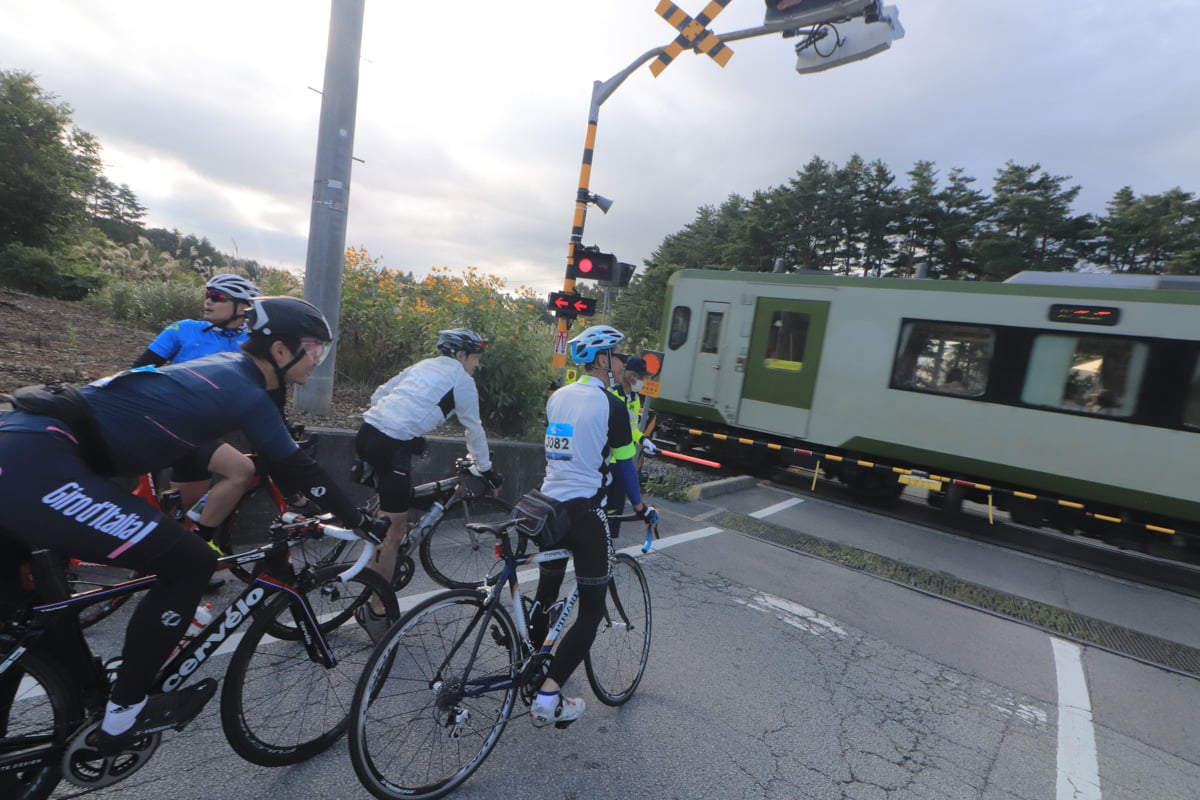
[3,1,1197,293]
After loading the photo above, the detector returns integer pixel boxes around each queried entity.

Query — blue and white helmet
[568,325,624,365]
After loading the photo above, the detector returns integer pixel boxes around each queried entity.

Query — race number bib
[544,422,574,461]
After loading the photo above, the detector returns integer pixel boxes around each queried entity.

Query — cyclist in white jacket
[353,329,502,630]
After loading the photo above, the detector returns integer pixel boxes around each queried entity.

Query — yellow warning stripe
[651,0,733,77]
[681,427,1184,538]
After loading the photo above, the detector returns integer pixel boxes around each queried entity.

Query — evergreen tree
[859,158,899,276]
[0,70,103,249]
[897,160,940,277]
[974,161,1091,280]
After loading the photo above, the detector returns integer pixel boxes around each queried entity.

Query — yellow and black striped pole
[553,111,602,376]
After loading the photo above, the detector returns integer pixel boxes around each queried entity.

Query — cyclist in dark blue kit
[0,296,389,754]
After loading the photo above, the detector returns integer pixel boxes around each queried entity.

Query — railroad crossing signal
[547,291,597,319]
[651,0,734,77]
[568,246,617,282]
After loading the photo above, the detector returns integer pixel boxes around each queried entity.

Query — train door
[736,297,830,438]
[687,301,729,405]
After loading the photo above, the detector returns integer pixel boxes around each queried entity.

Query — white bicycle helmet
[206,273,261,302]
[568,325,624,364]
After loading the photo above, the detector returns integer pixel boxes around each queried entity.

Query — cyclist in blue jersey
[528,325,658,729]
[0,296,389,755]
[134,274,265,557]
[134,274,259,368]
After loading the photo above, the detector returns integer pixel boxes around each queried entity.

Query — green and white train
[652,268,1200,548]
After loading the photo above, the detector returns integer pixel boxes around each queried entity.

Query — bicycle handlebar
[277,512,374,583]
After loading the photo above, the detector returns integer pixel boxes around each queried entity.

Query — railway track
[657,442,1200,600]
[754,461,1200,600]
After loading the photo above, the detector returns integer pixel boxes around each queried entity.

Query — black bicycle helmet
[245,296,333,343]
[436,328,488,357]
[243,296,334,384]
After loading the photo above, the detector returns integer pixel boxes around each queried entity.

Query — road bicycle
[67,427,324,629]
[347,513,654,800]
[359,456,516,591]
[0,513,400,800]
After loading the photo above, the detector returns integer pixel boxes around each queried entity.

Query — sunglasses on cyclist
[299,337,333,366]
[205,290,231,303]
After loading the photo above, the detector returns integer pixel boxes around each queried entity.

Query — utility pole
[295,0,365,415]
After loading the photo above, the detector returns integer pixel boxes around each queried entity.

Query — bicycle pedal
[554,719,577,730]
[391,556,415,591]
[134,677,218,735]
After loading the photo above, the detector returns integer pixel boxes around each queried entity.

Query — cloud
[2,0,1197,286]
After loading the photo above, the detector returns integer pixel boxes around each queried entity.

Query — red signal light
[578,257,595,274]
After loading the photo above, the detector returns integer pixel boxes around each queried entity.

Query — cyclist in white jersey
[353,329,501,634]
[528,325,658,729]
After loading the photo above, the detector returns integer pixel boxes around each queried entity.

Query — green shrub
[0,243,104,300]
[338,250,553,439]
[87,279,205,330]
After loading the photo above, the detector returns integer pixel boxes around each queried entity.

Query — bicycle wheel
[213,513,258,584]
[349,590,519,800]
[585,553,651,706]
[0,649,83,800]
[418,496,518,590]
[219,564,399,766]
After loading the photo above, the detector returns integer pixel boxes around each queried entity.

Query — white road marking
[750,498,805,518]
[740,592,848,639]
[1051,638,1102,800]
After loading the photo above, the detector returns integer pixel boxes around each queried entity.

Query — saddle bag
[8,383,117,476]
[512,489,570,548]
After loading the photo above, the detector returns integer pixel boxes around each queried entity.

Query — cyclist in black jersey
[528,325,658,729]
[0,296,389,754]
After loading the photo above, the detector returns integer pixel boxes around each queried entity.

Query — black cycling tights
[532,503,611,688]
[0,431,217,705]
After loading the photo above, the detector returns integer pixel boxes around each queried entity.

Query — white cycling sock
[534,690,559,706]
[101,697,147,735]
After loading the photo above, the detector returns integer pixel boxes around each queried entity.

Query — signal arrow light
[547,291,597,318]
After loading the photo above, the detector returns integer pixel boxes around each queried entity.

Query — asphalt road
[51,486,1200,799]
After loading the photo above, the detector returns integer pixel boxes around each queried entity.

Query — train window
[699,311,723,354]
[1022,334,1147,417]
[1185,360,1200,429]
[764,311,809,371]
[667,306,691,350]
[891,321,993,397]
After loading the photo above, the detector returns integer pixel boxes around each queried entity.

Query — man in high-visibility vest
[604,355,655,537]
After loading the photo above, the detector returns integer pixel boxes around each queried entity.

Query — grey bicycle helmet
[206,273,261,302]
[437,328,488,357]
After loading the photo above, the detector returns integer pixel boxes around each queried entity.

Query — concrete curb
[686,475,758,501]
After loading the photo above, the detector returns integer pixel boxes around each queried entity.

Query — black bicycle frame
[3,542,337,696]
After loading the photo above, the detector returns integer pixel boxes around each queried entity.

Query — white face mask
[630,379,645,393]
